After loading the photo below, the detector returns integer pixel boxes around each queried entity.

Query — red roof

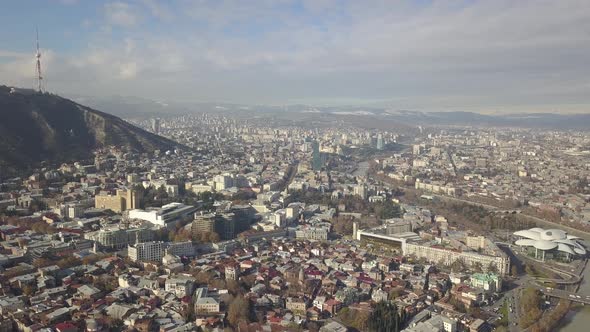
[54,322,77,331]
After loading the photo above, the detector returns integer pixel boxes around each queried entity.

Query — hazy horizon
[1,0,589,113]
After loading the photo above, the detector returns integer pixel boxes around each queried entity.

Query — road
[496,243,590,331]
[533,286,590,304]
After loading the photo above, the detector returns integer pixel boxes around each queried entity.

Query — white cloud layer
[2,0,590,112]
[104,2,139,27]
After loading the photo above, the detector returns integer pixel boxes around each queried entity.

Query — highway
[534,285,590,304]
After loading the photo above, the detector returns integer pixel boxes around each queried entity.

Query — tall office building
[376,134,384,150]
[311,140,322,171]
[191,212,237,240]
[151,118,161,134]
[413,144,422,155]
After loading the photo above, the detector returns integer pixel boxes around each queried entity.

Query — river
[558,241,590,331]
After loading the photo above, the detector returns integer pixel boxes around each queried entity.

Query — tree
[519,287,543,328]
[337,307,370,331]
[472,262,483,273]
[227,296,250,327]
[226,280,241,295]
[450,259,467,273]
[487,262,499,274]
[449,296,467,313]
[389,288,401,300]
[331,215,355,235]
[157,185,168,197]
[17,238,28,248]
[182,297,195,321]
[104,318,124,332]
[22,284,36,296]
[371,200,402,221]
[174,229,192,242]
[368,301,403,332]
[195,231,220,243]
[511,265,519,277]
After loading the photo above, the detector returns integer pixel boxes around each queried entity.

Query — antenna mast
[35,28,43,92]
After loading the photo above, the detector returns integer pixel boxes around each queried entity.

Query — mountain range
[75,95,590,130]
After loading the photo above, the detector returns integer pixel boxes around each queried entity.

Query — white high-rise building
[213,174,233,191]
[128,241,164,262]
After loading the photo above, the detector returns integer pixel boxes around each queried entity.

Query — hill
[0,86,182,177]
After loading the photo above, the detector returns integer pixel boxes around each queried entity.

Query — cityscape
[1,1,590,332]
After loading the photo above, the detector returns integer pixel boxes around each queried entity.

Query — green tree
[368,301,403,332]
[372,200,402,220]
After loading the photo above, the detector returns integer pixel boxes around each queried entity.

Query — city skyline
[1,0,589,113]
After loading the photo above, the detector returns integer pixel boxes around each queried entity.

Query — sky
[1,0,589,113]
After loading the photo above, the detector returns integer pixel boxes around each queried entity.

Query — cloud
[0,50,29,58]
[104,2,139,27]
[118,62,138,79]
[2,0,590,112]
[142,0,174,21]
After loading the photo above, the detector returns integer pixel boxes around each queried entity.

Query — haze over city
[1,2,590,332]
[1,0,590,112]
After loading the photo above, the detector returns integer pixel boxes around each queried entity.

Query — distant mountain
[0,86,182,177]
[71,95,191,118]
[70,95,246,118]
[70,95,590,130]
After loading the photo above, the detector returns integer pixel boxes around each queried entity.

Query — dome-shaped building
[513,228,586,261]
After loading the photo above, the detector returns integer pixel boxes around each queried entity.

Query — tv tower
[35,28,43,92]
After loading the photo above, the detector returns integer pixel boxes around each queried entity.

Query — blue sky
[1,0,589,113]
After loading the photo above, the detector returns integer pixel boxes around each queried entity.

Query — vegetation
[524,264,549,279]
[400,196,536,232]
[0,87,179,178]
[532,299,571,332]
[367,301,406,332]
[372,199,402,220]
[450,259,467,273]
[496,300,509,328]
[337,307,370,331]
[193,231,221,243]
[0,216,57,234]
[519,287,543,328]
[32,256,82,269]
[227,296,250,327]
[287,190,333,206]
